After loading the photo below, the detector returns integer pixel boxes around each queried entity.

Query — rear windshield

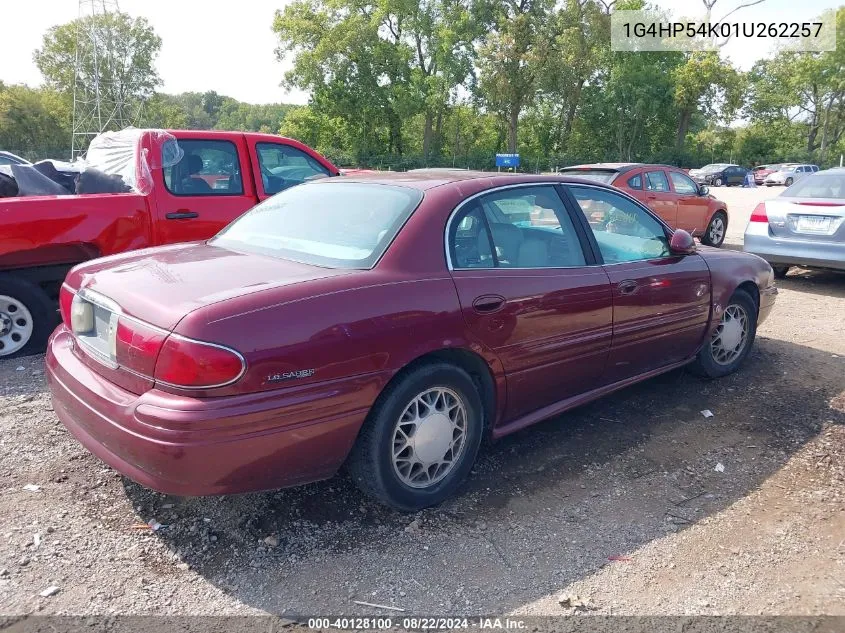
[211,182,423,269]
[557,169,617,183]
[783,173,845,199]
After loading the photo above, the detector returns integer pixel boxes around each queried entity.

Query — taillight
[750,203,768,223]
[154,336,245,389]
[59,284,74,327]
[115,318,167,377]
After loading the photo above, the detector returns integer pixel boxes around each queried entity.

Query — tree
[475,0,556,153]
[34,12,162,131]
[0,83,71,158]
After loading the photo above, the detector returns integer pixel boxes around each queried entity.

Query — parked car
[46,172,777,511]
[0,151,31,166]
[764,164,819,187]
[690,164,748,187]
[0,128,339,358]
[753,164,783,185]
[744,168,845,278]
[557,163,729,246]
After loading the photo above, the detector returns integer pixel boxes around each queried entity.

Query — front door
[447,185,613,422]
[668,170,710,235]
[564,184,711,385]
[152,137,258,245]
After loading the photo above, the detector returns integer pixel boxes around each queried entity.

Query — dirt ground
[0,184,843,619]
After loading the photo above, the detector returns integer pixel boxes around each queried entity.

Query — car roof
[320,170,618,191]
[560,163,686,176]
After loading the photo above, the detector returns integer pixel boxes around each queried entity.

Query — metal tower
[71,0,140,159]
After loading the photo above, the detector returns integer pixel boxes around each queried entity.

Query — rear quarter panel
[0,193,152,269]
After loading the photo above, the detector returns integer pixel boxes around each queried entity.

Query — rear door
[448,184,613,422]
[668,170,710,234]
[151,135,259,245]
[564,184,711,385]
[643,169,678,227]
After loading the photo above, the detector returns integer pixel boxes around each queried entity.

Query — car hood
[66,242,352,330]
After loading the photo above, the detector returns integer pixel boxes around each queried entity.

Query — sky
[0,0,840,106]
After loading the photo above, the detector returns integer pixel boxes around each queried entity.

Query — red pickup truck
[0,129,339,358]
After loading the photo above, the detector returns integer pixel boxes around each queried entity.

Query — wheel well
[390,349,497,435]
[737,280,760,311]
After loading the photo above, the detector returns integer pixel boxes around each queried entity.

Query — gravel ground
[0,186,843,619]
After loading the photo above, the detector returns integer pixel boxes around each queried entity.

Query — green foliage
[0,83,71,159]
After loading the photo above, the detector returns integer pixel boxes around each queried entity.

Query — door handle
[166,211,199,220]
[646,194,657,200]
[472,295,505,314]
[618,280,638,295]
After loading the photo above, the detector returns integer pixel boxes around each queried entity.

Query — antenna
[71,0,140,159]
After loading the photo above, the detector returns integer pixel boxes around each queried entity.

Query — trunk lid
[67,242,351,330]
[764,198,845,243]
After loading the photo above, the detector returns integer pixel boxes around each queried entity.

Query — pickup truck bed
[0,129,338,358]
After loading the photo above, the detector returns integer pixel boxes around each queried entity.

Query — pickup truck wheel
[0,276,58,358]
[772,265,790,279]
[347,362,484,511]
[701,211,728,247]
[689,289,757,379]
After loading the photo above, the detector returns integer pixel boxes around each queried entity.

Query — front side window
[569,186,670,264]
[669,171,698,195]
[164,139,243,196]
[256,143,331,195]
[645,170,670,192]
[212,182,421,269]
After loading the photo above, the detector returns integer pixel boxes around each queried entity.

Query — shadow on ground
[119,333,845,616]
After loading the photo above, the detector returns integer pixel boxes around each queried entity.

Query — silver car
[744,168,845,277]
[764,163,819,187]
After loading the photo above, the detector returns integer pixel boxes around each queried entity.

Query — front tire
[714,177,723,186]
[347,362,485,511]
[701,211,728,247]
[689,289,757,379]
[785,177,793,186]
[0,275,58,359]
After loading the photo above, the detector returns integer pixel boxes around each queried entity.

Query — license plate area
[791,215,834,234]
[74,292,120,366]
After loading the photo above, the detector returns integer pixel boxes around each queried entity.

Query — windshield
[701,164,729,172]
[557,169,617,183]
[211,182,423,269]
[783,173,845,199]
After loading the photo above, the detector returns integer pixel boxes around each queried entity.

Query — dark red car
[46,172,777,511]
[558,163,730,247]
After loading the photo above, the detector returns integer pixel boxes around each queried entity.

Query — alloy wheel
[710,304,749,365]
[391,387,468,489]
[708,216,725,245]
[0,295,34,357]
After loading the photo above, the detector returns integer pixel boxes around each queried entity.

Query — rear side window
[627,174,642,189]
[164,139,243,196]
[212,182,421,269]
[256,143,331,195]
[645,171,670,192]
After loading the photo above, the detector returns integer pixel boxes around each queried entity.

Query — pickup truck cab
[0,129,339,358]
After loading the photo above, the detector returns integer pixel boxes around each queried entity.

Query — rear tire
[701,211,728,247]
[689,289,757,379]
[772,265,790,279]
[0,275,58,359]
[347,362,485,511]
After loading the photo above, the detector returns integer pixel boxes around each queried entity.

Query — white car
[764,164,819,186]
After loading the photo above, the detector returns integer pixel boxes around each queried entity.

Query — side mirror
[698,184,709,196]
[669,229,696,255]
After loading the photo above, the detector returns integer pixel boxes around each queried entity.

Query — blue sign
[495,153,520,168]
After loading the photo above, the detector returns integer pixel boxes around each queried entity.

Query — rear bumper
[744,223,845,271]
[46,327,378,496]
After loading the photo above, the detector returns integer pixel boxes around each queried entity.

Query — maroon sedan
[46,172,777,511]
